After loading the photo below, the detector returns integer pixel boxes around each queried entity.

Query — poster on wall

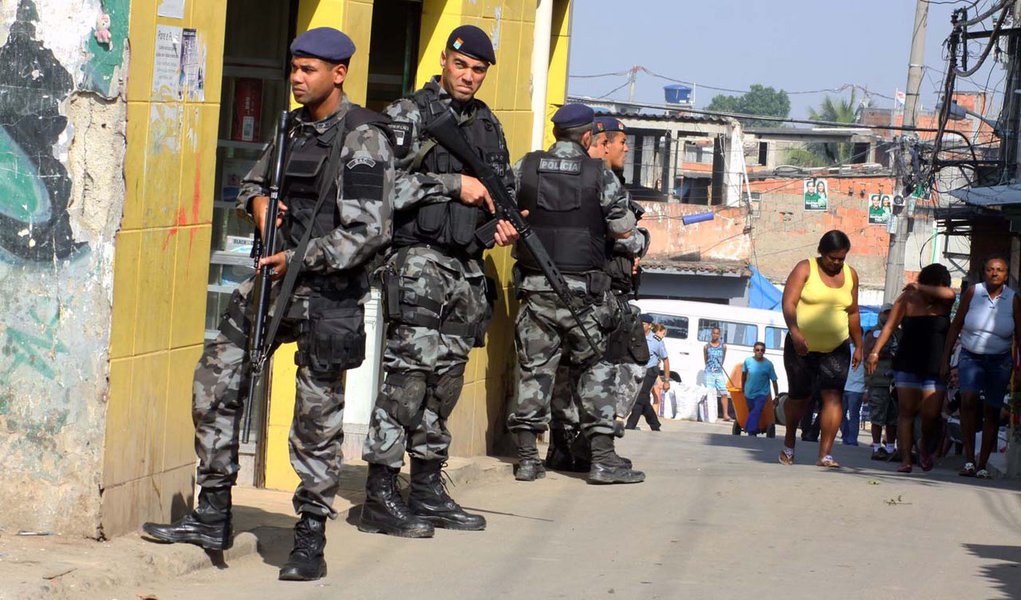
[180,28,205,101]
[803,178,828,211]
[152,25,183,98]
[158,0,186,19]
[868,193,892,224]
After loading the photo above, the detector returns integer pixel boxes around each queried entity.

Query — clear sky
[567,0,1006,120]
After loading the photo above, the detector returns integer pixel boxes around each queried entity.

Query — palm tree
[787,91,860,167]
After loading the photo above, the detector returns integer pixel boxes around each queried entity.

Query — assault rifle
[424,106,599,355]
[241,110,289,444]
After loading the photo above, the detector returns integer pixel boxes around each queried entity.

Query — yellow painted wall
[103,0,228,536]
[262,0,574,488]
[264,0,380,493]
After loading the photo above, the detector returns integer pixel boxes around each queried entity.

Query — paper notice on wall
[181,28,205,101]
[152,25,183,99]
[157,0,186,19]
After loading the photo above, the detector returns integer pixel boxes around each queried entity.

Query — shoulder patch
[347,156,377,170]
[389,121,413,158]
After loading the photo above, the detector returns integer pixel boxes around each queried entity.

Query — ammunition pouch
[606,255,635,294]
[296,296,366,372]
[220,286,252,349]
[475,276,498,348]
[379,372,427,427]
[627,305,650,364]
[586,272,612,301]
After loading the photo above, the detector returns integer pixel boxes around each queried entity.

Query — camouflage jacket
[236,96,394,275]
[513,140,637,293]
[382,77,514,275]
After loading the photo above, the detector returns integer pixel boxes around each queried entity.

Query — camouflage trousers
[362,248,490,468]
[551,361,646,430]
[508,289,618,437]
[193,276,349,519]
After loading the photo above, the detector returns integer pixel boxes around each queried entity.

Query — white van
[631,298,790,393]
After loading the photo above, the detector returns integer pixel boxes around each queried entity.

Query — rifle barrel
[241,110,290,444]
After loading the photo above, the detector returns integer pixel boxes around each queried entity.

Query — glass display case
[206,62,289,338]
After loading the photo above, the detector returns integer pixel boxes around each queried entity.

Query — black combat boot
[358,463,434,538]
[278,513,328,581]
[408,459,486,530]
[545,427,577,472]
[579,429,633,469]
[514,431,546,481]
[142,486,232,550]
[568,429,593,472]
[587,434,645,485]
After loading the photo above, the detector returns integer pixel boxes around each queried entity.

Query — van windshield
[646,314,689,339]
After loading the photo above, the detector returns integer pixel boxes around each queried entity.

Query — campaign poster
[868,193,891,224]
[803,178,828,211]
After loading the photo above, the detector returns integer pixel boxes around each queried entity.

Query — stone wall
[0,0,128,537]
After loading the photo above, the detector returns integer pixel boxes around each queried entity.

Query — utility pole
[883,0,928,303]
[627,65,638,103]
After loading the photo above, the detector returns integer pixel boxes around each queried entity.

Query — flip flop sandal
[959,462,977,477]
[778,450,795,466]
[920,452,935,472]
[897,464,913,473]
[816,456,841,468]
[976,469,991,479]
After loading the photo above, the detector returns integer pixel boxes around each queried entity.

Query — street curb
[18,457,511,599]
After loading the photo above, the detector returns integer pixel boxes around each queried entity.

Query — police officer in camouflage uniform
[508,104,645,485]
[545,117,649,473]
[359,25,518,538]
[143,28,394,582]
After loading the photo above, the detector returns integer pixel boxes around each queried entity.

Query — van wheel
[766,424,776,439]
[731,421,742,435]
[774,393,789,427]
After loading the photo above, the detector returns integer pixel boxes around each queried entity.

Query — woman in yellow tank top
[778,230,863,468]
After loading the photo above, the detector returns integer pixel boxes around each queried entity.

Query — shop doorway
[365,0,422,111]
[207,0,298,486]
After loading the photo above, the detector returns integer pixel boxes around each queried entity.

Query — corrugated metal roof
[641,258,750,277]
[949,184,1021,207]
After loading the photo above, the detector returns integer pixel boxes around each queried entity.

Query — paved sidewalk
[0,456,511,600]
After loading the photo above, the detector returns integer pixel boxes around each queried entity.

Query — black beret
[447,25,496,65]
[551,103,594,129]
[593,116,626,134]
[290,27,356,63]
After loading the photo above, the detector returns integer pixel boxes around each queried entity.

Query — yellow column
[265,0,374,491]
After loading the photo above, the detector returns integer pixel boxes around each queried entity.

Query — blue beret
[593,116,626,134]
[291,27,356,63]
[447,25,496,65]
[551,103,594,129]
[640,314,654,324]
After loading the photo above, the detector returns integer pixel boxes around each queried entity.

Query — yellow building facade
[101,0,573,537]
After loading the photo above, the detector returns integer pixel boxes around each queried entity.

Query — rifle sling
[261,118,346,357]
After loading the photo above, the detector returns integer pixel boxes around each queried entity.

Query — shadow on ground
[965,543,1021,598]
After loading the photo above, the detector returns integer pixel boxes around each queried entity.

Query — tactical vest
[392,87,509,256]
[516,150,609,274]
[606,200,646,293]
[279,106,391,251]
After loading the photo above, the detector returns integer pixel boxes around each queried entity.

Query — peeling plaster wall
[0,0,127,537]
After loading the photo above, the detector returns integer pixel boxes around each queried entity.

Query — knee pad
[427,366,466,419]
[379,373,427,427]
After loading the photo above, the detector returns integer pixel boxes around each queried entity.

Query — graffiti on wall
[0,0,80,262]
[0,0,126,480]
